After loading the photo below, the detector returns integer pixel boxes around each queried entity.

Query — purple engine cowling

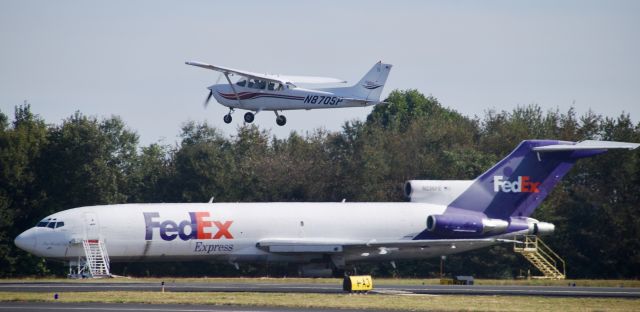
[426,214,509,237]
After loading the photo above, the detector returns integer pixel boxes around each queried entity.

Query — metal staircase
[514,235,565,280]
[80,239,111,278]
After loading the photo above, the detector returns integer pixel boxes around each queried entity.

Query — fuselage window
[250,79,266,90]
[236,79,247,87]
[267,82,282,91]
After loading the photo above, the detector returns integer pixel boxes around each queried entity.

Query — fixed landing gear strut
[223,108,235,124]
[274,111,287,126]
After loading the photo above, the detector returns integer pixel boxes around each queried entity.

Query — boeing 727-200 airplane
[14,139,639,277]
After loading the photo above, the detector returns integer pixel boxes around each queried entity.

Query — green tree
[0,105,50,276]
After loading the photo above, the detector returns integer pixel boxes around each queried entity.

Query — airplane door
[83,212,100,240]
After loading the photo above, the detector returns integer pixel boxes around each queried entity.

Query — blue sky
[1,0,638,145]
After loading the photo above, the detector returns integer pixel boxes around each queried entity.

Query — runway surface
[0,302,380,312]
[0,281,639,298]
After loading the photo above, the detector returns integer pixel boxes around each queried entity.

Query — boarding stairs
[514,235,565,280]
[80,239,111,278]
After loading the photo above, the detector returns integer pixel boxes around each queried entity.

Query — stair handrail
[513,235,566,278]
[536,237,565,277]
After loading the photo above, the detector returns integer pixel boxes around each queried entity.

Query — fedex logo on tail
[144,212,233,241]
[494,176,541,193]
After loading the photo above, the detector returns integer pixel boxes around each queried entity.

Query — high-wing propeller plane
[185,61,392,126]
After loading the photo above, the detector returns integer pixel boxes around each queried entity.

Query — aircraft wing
[256,237,514,253]
[185,61,346,85]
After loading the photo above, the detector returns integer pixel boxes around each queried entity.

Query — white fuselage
[211,84,371,111]
[15,202,500,266]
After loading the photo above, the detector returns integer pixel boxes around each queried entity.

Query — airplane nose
[14,230,37,252]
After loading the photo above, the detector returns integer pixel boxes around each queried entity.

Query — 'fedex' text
[144,212,233,241]
[493,176,541,193]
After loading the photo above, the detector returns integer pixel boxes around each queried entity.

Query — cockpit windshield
[36,218,64,228]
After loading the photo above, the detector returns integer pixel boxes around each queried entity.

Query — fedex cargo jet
[14,140,638,277]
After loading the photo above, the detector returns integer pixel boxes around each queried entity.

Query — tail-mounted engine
[426,214,509,237]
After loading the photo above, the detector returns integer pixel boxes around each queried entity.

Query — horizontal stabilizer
[533,140,640,152]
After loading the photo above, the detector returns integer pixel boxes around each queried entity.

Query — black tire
[223,114,232,124]
[244,112,255,123]
[276,115,287,126]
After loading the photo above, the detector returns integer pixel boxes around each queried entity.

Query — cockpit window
[236,79,247,87]
[37,218,52,227]
[36,217,63,228]
[248,79,266,90]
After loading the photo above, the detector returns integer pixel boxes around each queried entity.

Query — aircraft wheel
[244,112,255,123]
[276,115,287,126]
[223,114,232,124]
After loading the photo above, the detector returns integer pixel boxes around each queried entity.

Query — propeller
[204,74,224,108]
[204,89,213,108]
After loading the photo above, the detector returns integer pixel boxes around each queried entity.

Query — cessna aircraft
[14,139,638,277]
[185,61,392,126]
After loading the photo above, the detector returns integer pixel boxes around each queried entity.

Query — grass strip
[1,291,639,312]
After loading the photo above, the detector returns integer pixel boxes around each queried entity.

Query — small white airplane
[14,139,639,277]
[185,61,392,126]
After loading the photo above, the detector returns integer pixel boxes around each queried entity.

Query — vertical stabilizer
[349,62,392,101]
[448,140,639,219]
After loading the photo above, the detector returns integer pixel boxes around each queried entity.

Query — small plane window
[247,79,255,88]
[251,79,265,90]
[236,79,247,87]
[267,82,275,90]
[56,222,65,228]
[47,222,56,229]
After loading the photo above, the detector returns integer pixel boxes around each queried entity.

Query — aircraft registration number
[303,95,344,105]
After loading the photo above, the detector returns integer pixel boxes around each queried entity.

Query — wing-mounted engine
[425,214,509,237]
[404,180,473,205]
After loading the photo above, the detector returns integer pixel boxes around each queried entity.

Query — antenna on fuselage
[208,197,215,203]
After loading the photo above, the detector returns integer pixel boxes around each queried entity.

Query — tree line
[1,89,639,278]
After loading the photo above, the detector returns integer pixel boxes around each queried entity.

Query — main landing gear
[275,111,287,126]
[244,112,255,123]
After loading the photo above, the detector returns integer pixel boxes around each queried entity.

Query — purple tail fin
[448,140,607,219]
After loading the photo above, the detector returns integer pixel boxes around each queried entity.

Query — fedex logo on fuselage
[144,212,233,241]
[493,176,541,193]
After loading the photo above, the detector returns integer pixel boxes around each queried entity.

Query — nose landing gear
[223,108,235,124]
